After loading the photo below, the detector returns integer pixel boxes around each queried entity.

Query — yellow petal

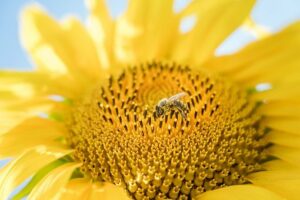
[59,179,130,200]
[0,96,71,136]
[135,0,177,60]
[0,146,71,200]
[206,21,300,85]
[59,178,92,200]
[0,70,49,100]
[195,185,283,200]
[89,182,130,200]
[265,130,300,148]
[0,97,58,134]
[0,111,40,136]
[47,100,72,122]
[252,180,300,200]
[249,170,300,182]
[242,17,271,39]
[0,97,52,111]
[251,83,300,102]
[232,46,300,86]
[21,5,102,84]
[62,17,105,80]
[172,0,255,66]
[114,0,177,64]
[21,5,67,75]
[0,93,71,117]
[85,0,113,69]
[0,70,80,99]
[268,145,300,166]
[258,101,300,117]
[262,160,299,171]
[0,112,28,135]
[48,75,87,99]
[249,170,300,200]
[263,117,300,135]
[0,117,68,158]
[28,162,79,200]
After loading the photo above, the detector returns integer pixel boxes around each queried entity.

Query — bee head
[158,98,167,107]
[154,105,164,118]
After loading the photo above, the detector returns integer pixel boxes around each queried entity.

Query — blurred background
[0,0,300,71]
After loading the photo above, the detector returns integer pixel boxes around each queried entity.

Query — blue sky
[0,0,299,70]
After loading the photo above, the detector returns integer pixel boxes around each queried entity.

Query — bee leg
[178,109,186,119]
[153,111,157,119]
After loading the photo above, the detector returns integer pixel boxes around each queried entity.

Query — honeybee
[154,92,188,119]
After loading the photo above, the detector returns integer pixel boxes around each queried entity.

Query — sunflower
[1,0,300,199]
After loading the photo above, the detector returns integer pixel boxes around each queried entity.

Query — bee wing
[168,92,187,101]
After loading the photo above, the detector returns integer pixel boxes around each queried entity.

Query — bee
[154,92,188,119]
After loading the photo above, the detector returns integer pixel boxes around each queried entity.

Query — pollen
[68,62,268,199]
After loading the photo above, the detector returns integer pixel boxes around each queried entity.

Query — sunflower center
[68,62,268,199]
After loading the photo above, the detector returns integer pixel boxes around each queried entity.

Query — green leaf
[70,167,84,179]
[247,87,257,94]
[63,98,73,105]
[48,112,64,122]
[11,156,72,200]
